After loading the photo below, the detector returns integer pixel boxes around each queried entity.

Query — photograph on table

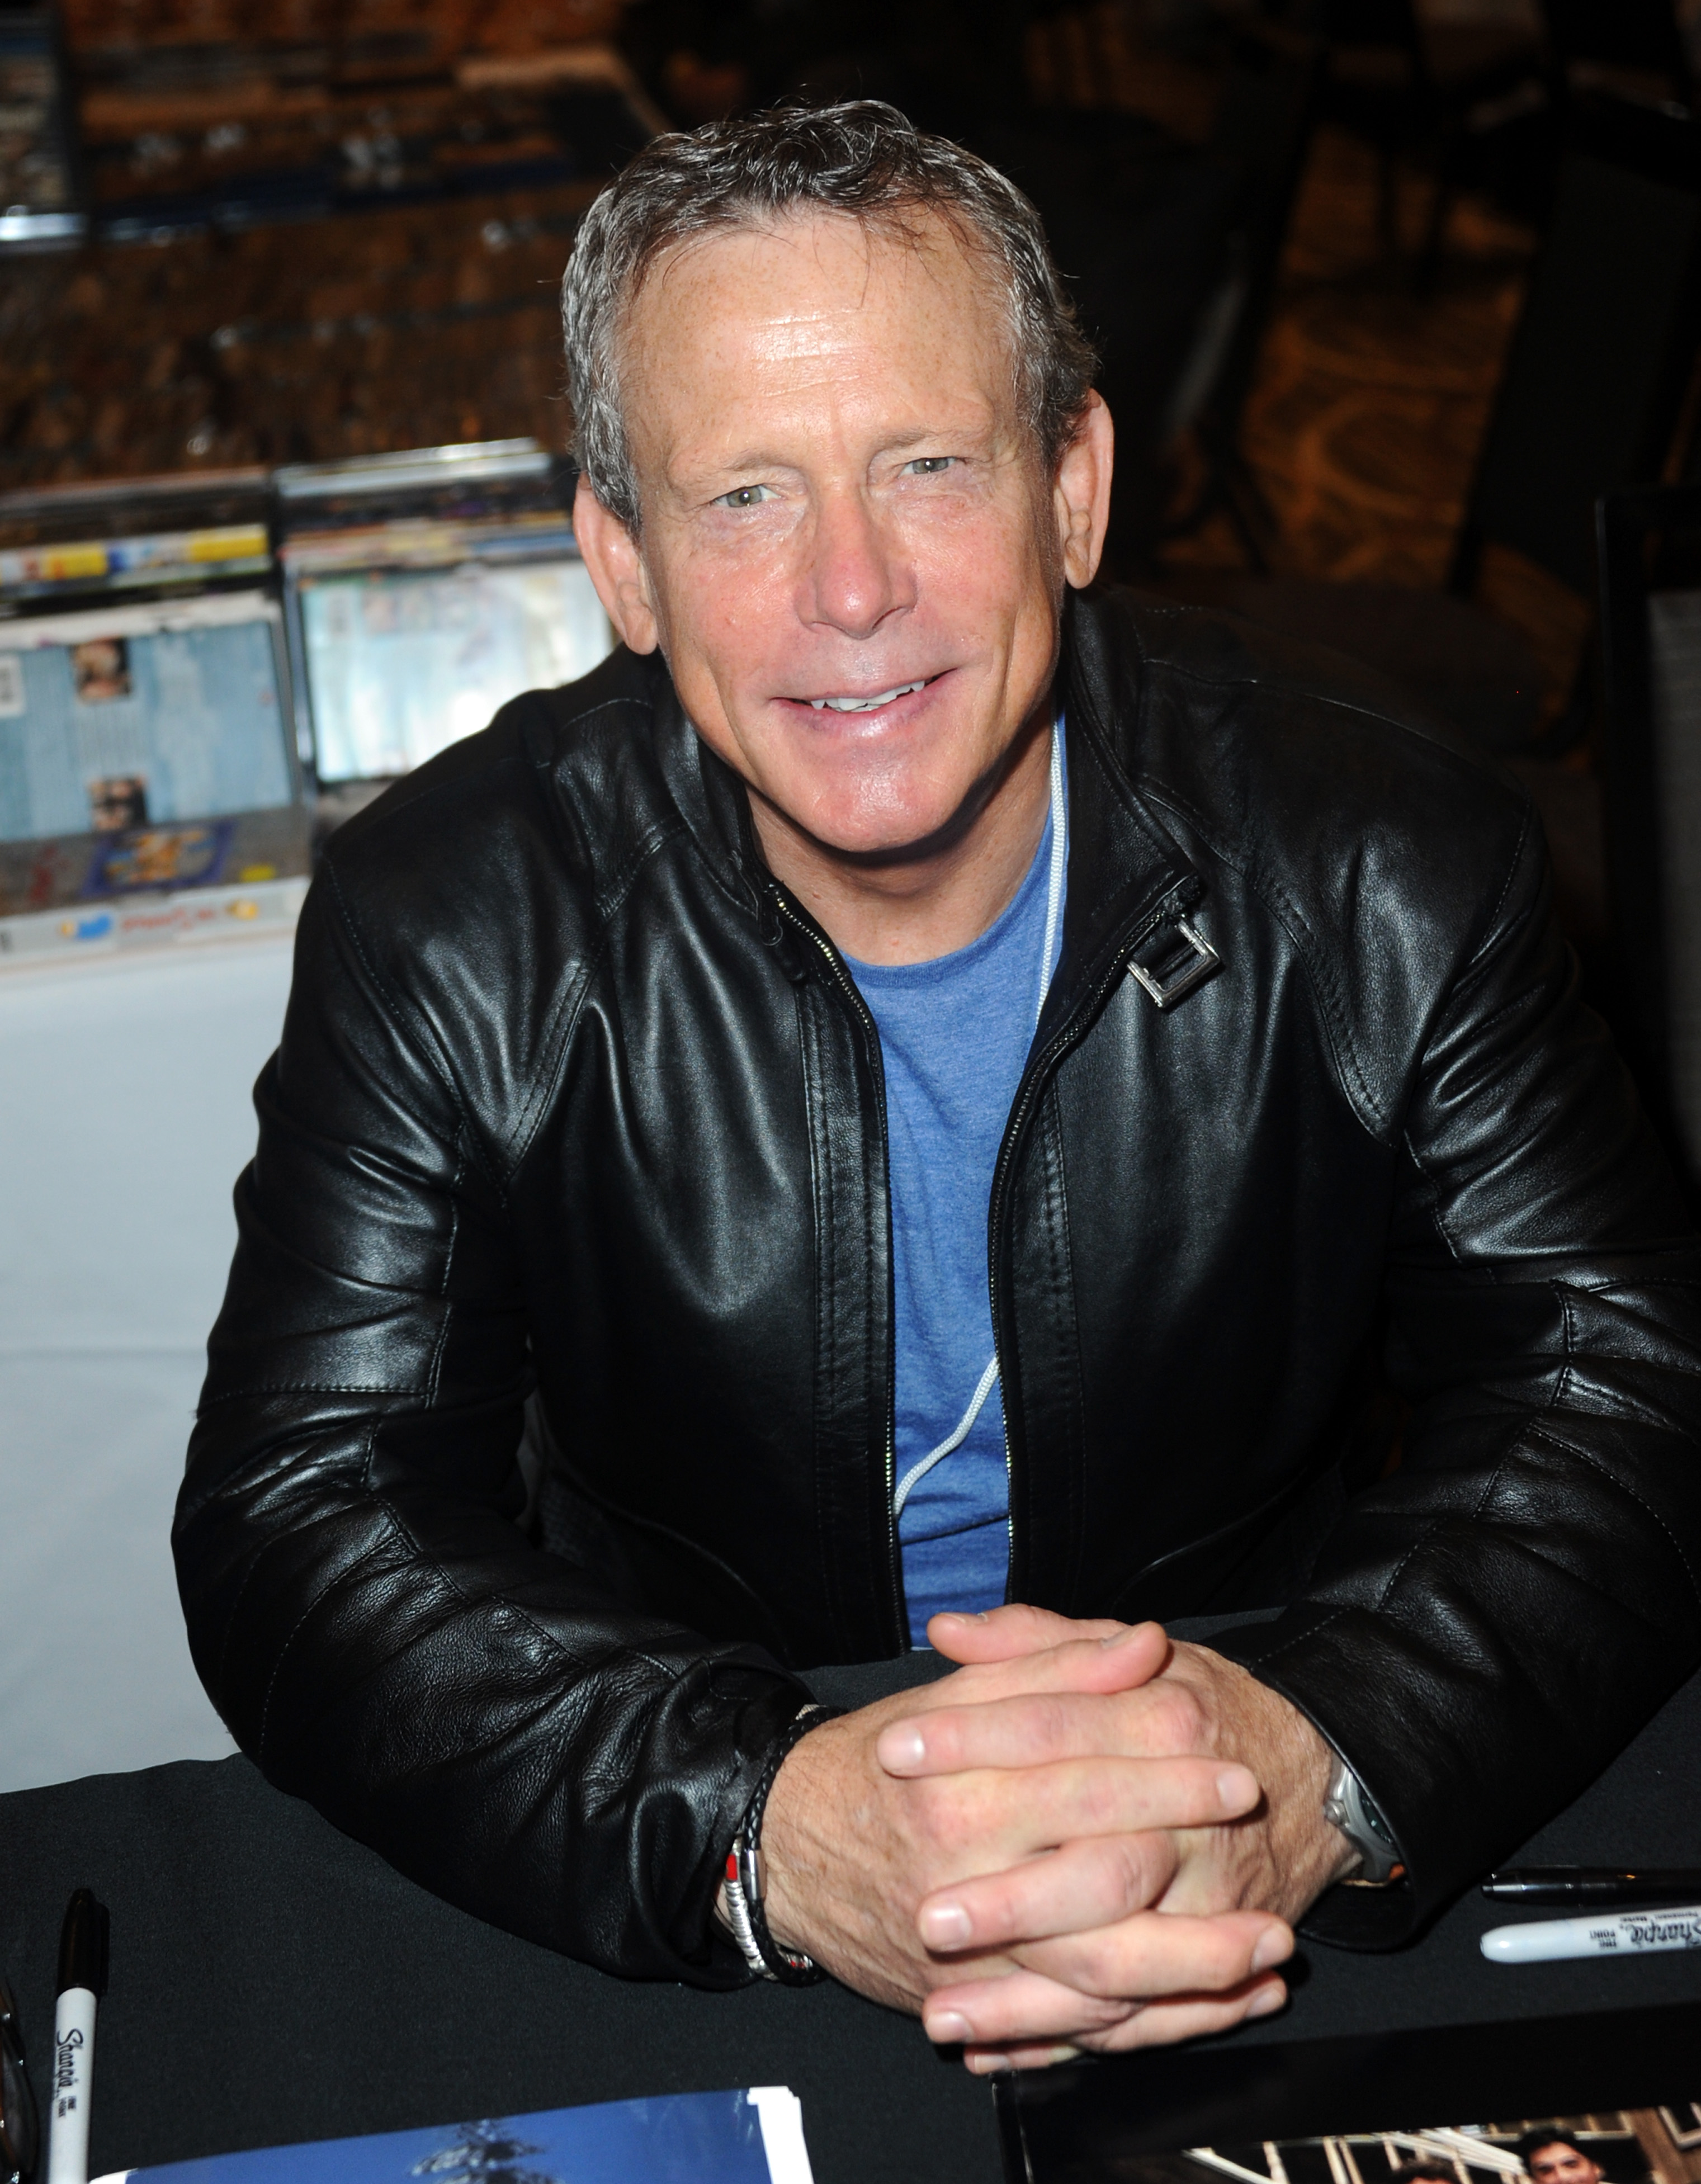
[94,2085,817,2184]
[1134,2107,1701,2184]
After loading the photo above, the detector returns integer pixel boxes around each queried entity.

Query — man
[175,102,1701,2074]
[1518,2133,1607,2184]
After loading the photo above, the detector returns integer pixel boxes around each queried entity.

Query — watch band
[722,1702,842,1984]
[1322,1752,1406,1885]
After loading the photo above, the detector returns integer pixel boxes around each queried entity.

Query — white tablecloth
[0,934,295,1791]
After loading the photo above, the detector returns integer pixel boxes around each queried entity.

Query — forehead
[617,207,1020,448]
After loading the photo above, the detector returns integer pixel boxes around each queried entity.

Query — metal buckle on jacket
[1126,916,1221,1010]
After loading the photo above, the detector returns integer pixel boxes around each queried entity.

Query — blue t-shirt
[846,776,1066,1647]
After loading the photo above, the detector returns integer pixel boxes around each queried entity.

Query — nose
[799,485,914,639]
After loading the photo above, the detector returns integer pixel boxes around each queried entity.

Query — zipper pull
[759,886,811,985]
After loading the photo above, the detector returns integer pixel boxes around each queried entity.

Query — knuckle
[1057,1925,1134,1996]
[1072,2001,1144,2048]
[923,1710,967,1767]
[1107,1833,1168,1913]
[908,1777,965,1853]
[1149,1688,1206,1751]
[1024,1694,1073,1752]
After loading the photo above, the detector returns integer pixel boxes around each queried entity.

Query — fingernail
[1246,1982,1286,2018]
[1099,1624,1138,1646]
[880,1726,927,1770]
[928,2010,972,2044]
[1217,1765,1259,1810]
[1251,1927,1291,1973]
[920,1901,973,1949]
[965,2051,1010,2074]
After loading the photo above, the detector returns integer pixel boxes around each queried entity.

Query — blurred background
[3,0,1701,1792]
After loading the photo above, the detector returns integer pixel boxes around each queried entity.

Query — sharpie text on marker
[1482,1904,1701,1963]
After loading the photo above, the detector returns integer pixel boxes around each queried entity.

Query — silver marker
[1482,1903,1701,1964]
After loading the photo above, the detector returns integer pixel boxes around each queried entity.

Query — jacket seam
[320,854,502,1213]
[1245,1296,1578,1670]
[197,1381,430,1401]
[1461,798,1538,973]
[1135,654,1468,755]
[255,1518,391,1761]
[1400,1127,1467,1266]
[1521,1420,1701,1610]
[423,1143,466,1405]
[501,816,692,1181]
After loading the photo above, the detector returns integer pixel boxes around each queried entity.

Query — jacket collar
[1046,588,1210,1042]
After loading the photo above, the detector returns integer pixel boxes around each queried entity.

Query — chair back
[1308,0,1422,53]
[1193,38,1324,442]
[1538,0,1693,103]
[1453,147,1701,599]
[1598,481,1701,1186]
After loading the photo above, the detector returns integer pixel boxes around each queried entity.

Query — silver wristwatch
[1322,1753,1405,1885]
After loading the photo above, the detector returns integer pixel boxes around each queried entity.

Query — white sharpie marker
[1482,1903,1701,1964]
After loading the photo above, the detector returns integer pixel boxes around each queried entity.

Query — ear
[573,474,661,654]
[1052,390,1114,590]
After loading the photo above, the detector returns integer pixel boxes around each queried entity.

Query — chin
[795,795,964,859]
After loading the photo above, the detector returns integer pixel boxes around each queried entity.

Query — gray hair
[560,100,1098,530]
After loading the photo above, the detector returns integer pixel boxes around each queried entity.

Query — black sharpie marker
[1482,1866,1701,1907]
[46,1891,107,2184]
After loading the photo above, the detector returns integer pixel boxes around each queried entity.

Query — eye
[714,484,774,509]
[904,456,956,475]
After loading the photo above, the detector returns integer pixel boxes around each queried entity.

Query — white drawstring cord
[892,719,1066,1520]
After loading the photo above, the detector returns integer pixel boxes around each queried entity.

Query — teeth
[807,680,925,713]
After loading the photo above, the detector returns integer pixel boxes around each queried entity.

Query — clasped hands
[758,1606,1357,2072]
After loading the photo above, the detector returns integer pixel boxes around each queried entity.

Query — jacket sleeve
[1213,803,1701,1946]
[173,860,815,1985]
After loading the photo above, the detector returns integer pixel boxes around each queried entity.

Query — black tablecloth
[4,1632,1700,2184]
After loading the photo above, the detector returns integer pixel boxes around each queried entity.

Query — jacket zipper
[775,872,1197,1632]
[771,886,908,1652]
[986,892,1198,1602]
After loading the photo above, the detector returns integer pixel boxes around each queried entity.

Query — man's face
[581,209,1105,859]
[1528,2144,1603,2184]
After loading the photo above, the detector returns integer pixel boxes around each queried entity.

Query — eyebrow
[681,421,997,483]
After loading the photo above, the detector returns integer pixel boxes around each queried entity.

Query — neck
[749,707,1056,966]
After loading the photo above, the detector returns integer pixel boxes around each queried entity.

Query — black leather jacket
[176,587,1701,1979]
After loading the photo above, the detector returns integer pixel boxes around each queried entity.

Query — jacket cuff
[1207,1607,1457,1951]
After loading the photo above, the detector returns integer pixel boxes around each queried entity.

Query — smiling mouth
[804,678,931,713]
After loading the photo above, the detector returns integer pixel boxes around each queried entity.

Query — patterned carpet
[0,10,1605,931]
[1,15,1587,680]
[1160,122,1593,711]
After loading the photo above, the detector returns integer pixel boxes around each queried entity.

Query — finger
[962,2040,1083,2073]
[1014,1909,1293,1999]
[878,1679,1212,1778]
[1076,1977,1288,2054]
[897,1623,1175,1728]
[924,1968,1137,2048]
[916,1832,1180,1954]
[904,1753,1262,1869]
[926,1951,1288,2047]
[928,1605,1149,1665]
[957,1979,1286,2072]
